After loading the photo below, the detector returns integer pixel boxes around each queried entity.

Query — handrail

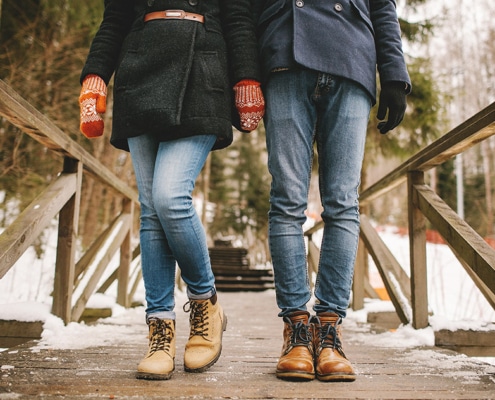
[305,101,495,329]
[0,80,138,202]
[360,102,495,206]
[0,79,140,324]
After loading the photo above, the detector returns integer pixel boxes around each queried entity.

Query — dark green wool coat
[81,0,261,151]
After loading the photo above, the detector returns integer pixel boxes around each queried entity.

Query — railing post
[408,171,429,328]
[117,199,133,308]
[52,157,82,324]
[352,238,366,310]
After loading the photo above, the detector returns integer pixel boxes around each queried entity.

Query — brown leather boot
[276,311,315,380]
[136,318,175,380]
[183,293,227,373]
[312,312,356,382]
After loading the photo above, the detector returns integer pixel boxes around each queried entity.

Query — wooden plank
[74,216,118,282]
[0,171,77,279]
[71,213,132,322]
[359,215,411,324]
[307,239,320,290]
[79,308,113,323]
[1,291,494,399]
[214,276,274,285]
[128,268,143,306]
[212,268,273,276]
[52,158,82,324]
[0,320,43,348]
[367,311,401,329]
[414,183,495,293]
[0,320,43,338]
[408,172,429,329]
[117,200,134,308]
[435,329,495,357]
[216,284,274,291]
[352,239,366,310]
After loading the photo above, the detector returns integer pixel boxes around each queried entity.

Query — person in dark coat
[253,0,410,382]
[78,0,264,380]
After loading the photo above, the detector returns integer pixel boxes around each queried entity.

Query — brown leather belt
[144,10,204,24]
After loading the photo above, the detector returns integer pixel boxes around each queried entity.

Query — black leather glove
[376,81,407,134]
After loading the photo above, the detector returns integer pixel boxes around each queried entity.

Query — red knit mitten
[233,79,265,132]
[79,74,107,138]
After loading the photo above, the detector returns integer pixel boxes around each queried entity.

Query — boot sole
[136,369,174,380]
[184,312,228,373]
[316,373,356,382]
[276,370,315,381]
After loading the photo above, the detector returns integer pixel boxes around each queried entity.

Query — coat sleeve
[370,0,411,89]
[80,0,135,84]
[220,0,262,84]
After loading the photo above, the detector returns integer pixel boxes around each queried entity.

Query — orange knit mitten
[79,74,107,138]
[233,79,265,132]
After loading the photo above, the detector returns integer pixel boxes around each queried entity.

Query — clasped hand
[234,80,265,132]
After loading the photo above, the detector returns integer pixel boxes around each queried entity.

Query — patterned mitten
[79,74,107,138]
[233,79,265,132]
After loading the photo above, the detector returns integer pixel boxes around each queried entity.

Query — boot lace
[184,300,210,340]
[317,318,347,358]
[148,318,173,355]
[284,316,312,351]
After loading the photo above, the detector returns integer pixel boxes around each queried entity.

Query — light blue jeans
[264,69,372,319]
[128,134,217,321]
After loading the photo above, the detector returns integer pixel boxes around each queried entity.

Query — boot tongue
[317,312,340,326]
[288,311,310,324]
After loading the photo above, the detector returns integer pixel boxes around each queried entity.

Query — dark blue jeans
[264,69,372,318]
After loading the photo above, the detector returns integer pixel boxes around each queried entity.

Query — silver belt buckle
[165,10,185,19]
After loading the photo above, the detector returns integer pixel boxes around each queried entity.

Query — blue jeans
[264,69,372,319]
[128,134,217,321]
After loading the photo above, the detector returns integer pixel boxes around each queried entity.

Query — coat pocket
[181,50,230,120]
[114,21,197,125]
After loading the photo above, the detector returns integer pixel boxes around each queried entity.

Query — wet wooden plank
[435,329,495,357]
[1,291,494,399]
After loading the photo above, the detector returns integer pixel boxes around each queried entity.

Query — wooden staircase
[208,247,274,291]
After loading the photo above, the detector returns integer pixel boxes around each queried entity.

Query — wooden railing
[0,80,141,324]
[306,101,495,335]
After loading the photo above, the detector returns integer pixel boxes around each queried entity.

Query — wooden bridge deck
[1,291,494,399]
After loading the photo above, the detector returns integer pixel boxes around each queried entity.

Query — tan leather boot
[312,312,356,382]
[136,318,175,380]
[183,294,227,372]
[276,311,315,380]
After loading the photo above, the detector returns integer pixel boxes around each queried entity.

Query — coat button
[296,0,304,7]
[189,0,198,5]
[335,3,343,11]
